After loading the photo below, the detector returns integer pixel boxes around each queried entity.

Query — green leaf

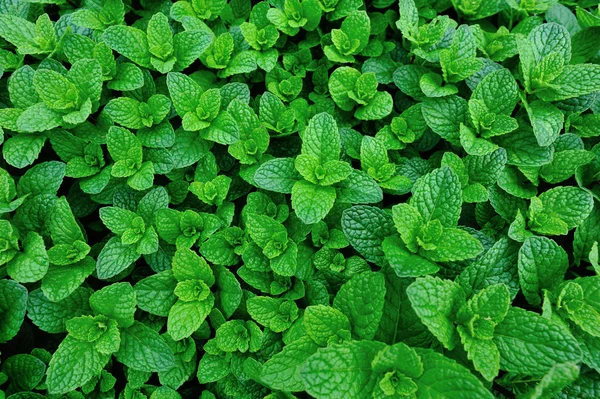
[33,68,78,110]
[291,180,336,224]
[415,349,495,399]
[247,296,298,332]
[41,257,95,302]
[341,205,395,266]
[471,68,519,115]
[7,232,48,283]
[102,25,151,68]
[107,126,143,167]
[9,66,38,108]
[382,235,440,277]
[260,336,320,392]
[329,67,361,111]
[411,167,462,228]
[524,99,564,146]
[302,112,341,164]
[355,91,393,120]
[0,279,27,343]
[115,321,176,372]
[497,129,555,167]
[147,12,173,60]
[166,72,202,116]
[214,265,242,318]
[16,103,62,132]
[494,307,581,376]
[168,297,214,341]
[2,354,47,392]
[108,63,144,91]
[96,236,141,280]
[407,276,465,350]
[421,96,468,143]
[0,14,37,52]
[49,196,84,245]
[304,305,351,345]
[537,64,600,101]
[441,25,482,82]
[520,362,580,399]
[333,271,386,340]
[27,288,91,334]
[530,23,571,64]
[518,236,568,306]
[300,340,386,399]
[204,111,239,144]
[18,161,65,197]
[104,97,145,129]
[457,238,520,298]
[535,186,594,232]
[420,72,458,97]
[2,134,47,168]
[46,336,110,395]
[419,227,484,262]
[134,269,175,311]
[254,158,301,194]
[174,30,212,70]
[335,169,383,204]
[172,247,214,284]
[89,282,136,328]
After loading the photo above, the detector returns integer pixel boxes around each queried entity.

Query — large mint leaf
[518,236,568,306]
[46,336,110,395]
[494,307,582,376]
[415,349,495,399]
[115,321,176,372]
[96,237,141,280]
[407,276,465,350]
[260,336,320,392]
[27,288,91,334]
[300,340,386,399]
[0,279,27,343]
[411,166,462,227]
[254,158,300,194]
[341,205,395,266]
[302,112,341,164]
[333,271,386,340]
[457,238,520,298]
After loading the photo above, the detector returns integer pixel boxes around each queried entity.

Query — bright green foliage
[329,67,393,120]
[257,112,381,224]
[103,12,212,73]
[0,60,103,133]
[1,0,600,398]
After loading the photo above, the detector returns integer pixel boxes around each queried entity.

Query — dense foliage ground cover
[1,0,600,397]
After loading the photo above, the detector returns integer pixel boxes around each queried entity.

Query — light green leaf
[333,271,386,340]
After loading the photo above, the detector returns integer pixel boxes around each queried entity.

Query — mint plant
[1,0,600,397]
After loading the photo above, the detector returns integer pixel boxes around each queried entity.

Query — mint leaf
[115,322,176,372]
[96,237,141,280]
[260,336,319,391]
[494,307,582,376]
[27,288,91,334]
[407,276,465,350]
[415,349,495,399]
[411,167,462,228]
[46,336,111,395]
[301,341,385,398]
[291,180,336,224]
[518,236,568,306]
[0,279,27,343]
[341,205,395,266]
[304,305,351,345]
[333,271,386,340]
